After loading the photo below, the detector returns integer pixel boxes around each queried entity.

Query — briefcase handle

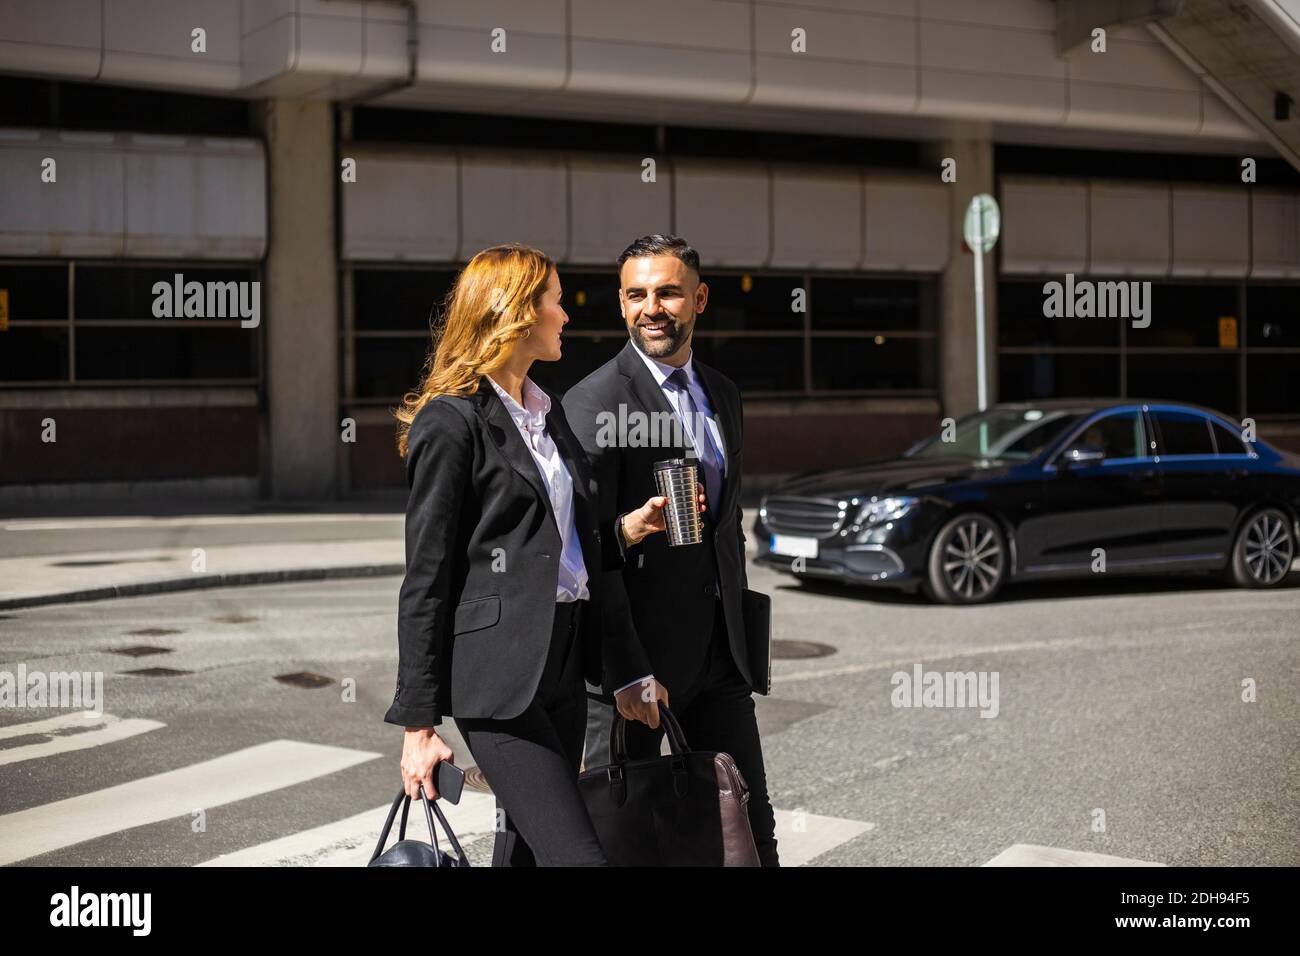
[369,783,469,866]
[610,703,690,763]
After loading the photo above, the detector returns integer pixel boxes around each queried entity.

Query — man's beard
[631,315,692,358]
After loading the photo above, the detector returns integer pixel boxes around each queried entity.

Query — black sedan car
[753,401,1300,604]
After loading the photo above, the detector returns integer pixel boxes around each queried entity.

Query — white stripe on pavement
[197,790,499,867]
[983,844,1166,866]
[774,808,875,867]
[198,796,870,867]
[0,739,381,866]
[0,712,165,767]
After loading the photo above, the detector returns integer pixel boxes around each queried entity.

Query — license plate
[770,534,818,559]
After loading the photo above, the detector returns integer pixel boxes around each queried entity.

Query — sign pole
[973,213,987,413]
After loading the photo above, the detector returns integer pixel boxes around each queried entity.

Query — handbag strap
[368,783,470,866]
[610,703,690,763]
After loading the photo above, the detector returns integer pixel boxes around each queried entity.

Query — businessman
[562,234,779,866]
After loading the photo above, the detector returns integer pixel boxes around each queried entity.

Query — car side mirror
[1059,444,1105,470]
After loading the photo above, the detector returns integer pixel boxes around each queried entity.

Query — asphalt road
[1,528,1296,866]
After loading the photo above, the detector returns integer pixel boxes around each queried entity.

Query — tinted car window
[1154,411,1214,455]
[1212,420,1249,455]
[907,409,1081,461]
[1074,411,1142,459]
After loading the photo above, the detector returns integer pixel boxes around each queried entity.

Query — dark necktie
[667,368,724,515]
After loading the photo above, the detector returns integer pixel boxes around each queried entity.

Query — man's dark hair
[616,234,700,276]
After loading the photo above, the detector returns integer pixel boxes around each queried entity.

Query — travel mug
[653,458,703,547]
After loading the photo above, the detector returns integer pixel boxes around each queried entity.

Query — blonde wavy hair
[394,244,555,458]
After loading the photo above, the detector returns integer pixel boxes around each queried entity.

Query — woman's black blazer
[384,379,640,728]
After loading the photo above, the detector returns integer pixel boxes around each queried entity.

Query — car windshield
[906,408,1082,461]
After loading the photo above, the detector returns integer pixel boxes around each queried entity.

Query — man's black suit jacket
[561,339,753,697]
[384,379,638,729]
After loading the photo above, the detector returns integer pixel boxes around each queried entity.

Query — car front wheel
[925,513,1007,604]
[1229,507,1295,588]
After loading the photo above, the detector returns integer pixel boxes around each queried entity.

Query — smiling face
[520,266,568,363]
[619,255,708,365]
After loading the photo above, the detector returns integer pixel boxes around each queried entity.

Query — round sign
[963,193,1001,254]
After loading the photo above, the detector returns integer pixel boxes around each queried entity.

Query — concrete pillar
[926,126,998,421]
[258,99,338,500]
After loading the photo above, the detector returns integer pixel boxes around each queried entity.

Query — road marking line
[773,809,875,867]
[0,739,380,866]
[983,843,1166,867]
[197,791,499,867]
[0,712,164,767]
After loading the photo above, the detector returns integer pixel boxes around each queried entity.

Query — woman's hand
[401,727,455,800]
[621,488,707,546]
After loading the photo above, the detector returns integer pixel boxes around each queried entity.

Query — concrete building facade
[2,0,1299,504]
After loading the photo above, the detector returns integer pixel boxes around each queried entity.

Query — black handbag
[578,703,760,866]
[367,784,471,867]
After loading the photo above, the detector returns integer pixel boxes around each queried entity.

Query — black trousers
[617,599,781,867]
[453,599,607,867]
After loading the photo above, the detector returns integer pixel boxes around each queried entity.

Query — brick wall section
[0,406,260,484]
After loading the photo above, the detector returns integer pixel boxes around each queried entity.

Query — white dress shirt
[633,346,727,462]
[485,375,589,603]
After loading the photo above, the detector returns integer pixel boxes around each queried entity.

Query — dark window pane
[1075,411,1142,458]
[998,352,1120,400]
[1153,410,1214,455]
[999,279,1120,347]
[76,266,259,321]
[1128,283,1238,348]
[0,264,67,320]
[356,337,430,400]
[0,327,69,381]
[702,275,804,332]
[1246,353,1300,415]
[354,269,456,332]
[1127,353,1237,415]
[810,337,933,391]
[530,335,625,395]
[75,327,257,379]
[811,278,930,332]
[694,336,803,392]
[1212,420,1248,455]
[558,272,623,333]
[54,81,254,136]
[1246,284,1300,348]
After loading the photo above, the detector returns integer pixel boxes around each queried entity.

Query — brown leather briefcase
[577,704,760,866]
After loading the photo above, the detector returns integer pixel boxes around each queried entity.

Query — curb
[0,563,405,611]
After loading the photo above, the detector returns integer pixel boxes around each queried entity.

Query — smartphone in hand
[436,760,466,805]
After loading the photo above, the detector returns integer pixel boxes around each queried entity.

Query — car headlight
[855,496,916,526]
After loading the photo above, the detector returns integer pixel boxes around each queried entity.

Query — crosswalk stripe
[983,844,1166,866]
[773,809,875,867]
[196,796,869,867]
[197,791,500,867]
[0,739,381,866]
[0,713,165,767]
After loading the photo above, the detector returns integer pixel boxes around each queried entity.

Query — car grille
[763,495,847,536]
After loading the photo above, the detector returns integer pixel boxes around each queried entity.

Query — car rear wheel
[1229,507,1295,588]
[925,513,1007,604]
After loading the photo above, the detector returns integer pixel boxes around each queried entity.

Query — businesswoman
[385,244,686,866]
